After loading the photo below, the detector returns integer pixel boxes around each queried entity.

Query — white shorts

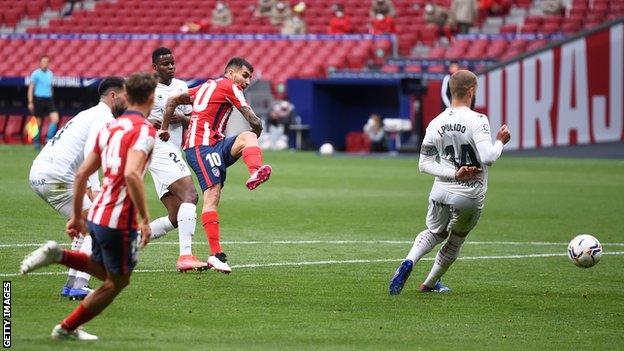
[148,138,192,199]
[29,171,91,218]
[425,184,484,234]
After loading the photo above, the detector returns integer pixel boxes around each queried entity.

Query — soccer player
[388,70,511,295]
[146,47,206,272]
[29,76,127,300]
[28,55,60,149]
[158,57,270,274]
[21,72,158,341]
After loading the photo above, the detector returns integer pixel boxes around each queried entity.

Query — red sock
[60,250,90,272]
[242,146,263,174]
[60,303,98,331]
[201,211,221,254]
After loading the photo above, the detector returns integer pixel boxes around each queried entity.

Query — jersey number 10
[444,144,481,168]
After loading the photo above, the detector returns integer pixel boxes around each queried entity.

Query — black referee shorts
[33,97,57,118]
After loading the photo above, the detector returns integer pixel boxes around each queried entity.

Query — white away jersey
[30,102,114,191]
[149,78,192,148]
[421,106,495,198]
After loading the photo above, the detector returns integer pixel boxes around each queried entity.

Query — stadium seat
[4,115,25,144]
[0,115,7,143]
[345,132,370,153]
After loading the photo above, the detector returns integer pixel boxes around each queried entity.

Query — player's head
[125,72,158,110]
[448,61,460,75]
[224,57,254,90]
[449,69,477,109]
[152,47,175,84]
[98,76,128,118]
[39,55,50,70]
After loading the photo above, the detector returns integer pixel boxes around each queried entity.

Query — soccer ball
[567,234,602,268]
[319,143,334,155]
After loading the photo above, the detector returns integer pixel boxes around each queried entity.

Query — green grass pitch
[1,145,623,350]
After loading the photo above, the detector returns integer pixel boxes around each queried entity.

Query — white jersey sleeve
[84,112,114,191]
[149,79,191,148]
[418,123,456,179]
[470,115,503,166]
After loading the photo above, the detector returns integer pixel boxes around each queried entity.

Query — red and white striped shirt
[183,77,248,149]
[87,112,156,230]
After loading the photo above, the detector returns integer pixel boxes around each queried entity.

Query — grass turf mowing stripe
[1,240,623,248]
[3,251,622,277]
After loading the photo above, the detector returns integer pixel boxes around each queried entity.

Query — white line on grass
[1,251,622,277]
[2,240,624,248]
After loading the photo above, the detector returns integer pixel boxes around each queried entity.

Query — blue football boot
[389,259,413,295]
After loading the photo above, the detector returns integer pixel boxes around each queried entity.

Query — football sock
[242,146,263,174]
[201,211,221,254]
[73,235,92,289]
[406,230,447,263]
[61,303,98,331]
[46,121,58,142]
[60,250,90,273]
[177,203,197,256]
[422,234,466,288]
[65,235,84,287]
[149,216,175,240]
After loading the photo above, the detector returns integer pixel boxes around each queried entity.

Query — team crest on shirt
[482,123,489,132]
[211,167,220,177]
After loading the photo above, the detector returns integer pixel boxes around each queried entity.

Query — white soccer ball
[319,143,334,155]
[567,234,602,268]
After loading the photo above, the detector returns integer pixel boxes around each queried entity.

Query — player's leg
[45,107,60,142]
[185,144,231,273]
[420,195,483,292]
[57,195,95,299]
[230,131,272,190]
[201,184,231,273]
[164,176,207,271]
[52,271,130,341]
[51,224,138,340]
[389,187,450,295]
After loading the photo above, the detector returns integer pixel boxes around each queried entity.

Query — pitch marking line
[1,240,624,248]
[1,251,622,277]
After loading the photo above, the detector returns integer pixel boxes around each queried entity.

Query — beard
[112,104,127,118]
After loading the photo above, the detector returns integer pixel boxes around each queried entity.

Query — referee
[28,55,59,148]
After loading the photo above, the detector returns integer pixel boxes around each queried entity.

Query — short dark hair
[152,47,172,64]
[98,76,125,96]
[125,72,157,105]
[40,55,49,61]
[449,70,477,100]
[225,57,254,73]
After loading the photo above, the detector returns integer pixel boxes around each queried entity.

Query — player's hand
[496,124,511,145]
[139,219,151,249]
[158,129,170,142]
[66,216,86,239]
[28,102,34,114]
[455,166,482,182]
[152,120,162,130]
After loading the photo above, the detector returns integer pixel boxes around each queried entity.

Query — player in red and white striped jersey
[20,72,158,341]
[159,57,270,274]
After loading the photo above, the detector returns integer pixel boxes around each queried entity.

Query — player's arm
[67,151,101,238]
[83,122,106,199]
[418,138,481,182]
[27,81,35,114]
[474,123,511,165]
[159,92,191,141]
[239,106,263,138]
[125,149,151,248]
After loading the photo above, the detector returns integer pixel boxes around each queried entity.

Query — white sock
[177,202,196,256]
[422,234,466,288]
[73,235,92,289]
[405,230,447,263]
[150,216,175,240]
[65,235,83,286]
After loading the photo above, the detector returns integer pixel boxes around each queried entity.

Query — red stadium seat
[345,132,370,153]
[4,115,25,144]
[0,115,7,143]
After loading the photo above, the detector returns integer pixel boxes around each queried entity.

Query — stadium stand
[0,0,620,143]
